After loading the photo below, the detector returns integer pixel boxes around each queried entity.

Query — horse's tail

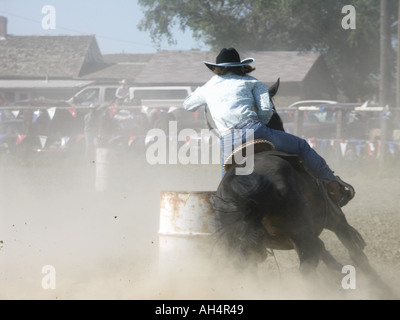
[212,173,276,267]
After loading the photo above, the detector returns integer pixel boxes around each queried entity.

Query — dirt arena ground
[0,151,399,300]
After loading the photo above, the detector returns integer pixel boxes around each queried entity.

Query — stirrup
[336,176,355,207]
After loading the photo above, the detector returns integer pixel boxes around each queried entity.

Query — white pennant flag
[33,109,41,123]
[39,136,47,148]
[12,110,20,118]
[368,142,375,152]
[47,107,56,120]
[61,137,70,148]
[340,141,348,157]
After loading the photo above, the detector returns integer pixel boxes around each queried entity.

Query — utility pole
[380,0,390,108]
[397,0,400,109]
[379,0,392,172]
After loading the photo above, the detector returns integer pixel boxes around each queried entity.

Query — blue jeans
[220,118,336,182]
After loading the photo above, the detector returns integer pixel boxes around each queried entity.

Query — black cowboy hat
[204,48,254,71]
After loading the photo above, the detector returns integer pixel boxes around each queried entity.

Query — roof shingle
[84,53,153,81]
[134,50,321,85]
[0,35,104,79]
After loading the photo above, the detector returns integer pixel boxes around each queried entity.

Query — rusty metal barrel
[158,191,216,274]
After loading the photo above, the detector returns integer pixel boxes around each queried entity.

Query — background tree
[138,0,398,103]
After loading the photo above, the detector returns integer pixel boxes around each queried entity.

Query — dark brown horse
[211,80,393,297]
[212,146,393,296]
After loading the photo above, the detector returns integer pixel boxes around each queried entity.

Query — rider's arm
[183,86,207,111]
[253,81,274,125]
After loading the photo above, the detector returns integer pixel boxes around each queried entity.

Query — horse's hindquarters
[261,217,294,250]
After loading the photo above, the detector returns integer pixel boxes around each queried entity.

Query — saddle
[223,139,274,173]
[223,139,305,174]
[223,139,355,207]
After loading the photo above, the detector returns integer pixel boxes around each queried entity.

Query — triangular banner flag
[33,110,41,123]
[16,134,27,145]
[307,137,316,148]
[12,110,20,118]
[47,107,56,120]
[367,142,375,157]
[128,136,137,147]
[61,137,70,148]
[39,136,47,148]
[68,107,77,118]
[368,142,375,152]
[360,100,369,109]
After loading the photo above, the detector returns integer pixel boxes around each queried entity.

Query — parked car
[278,100,384,140]
[66,85,119,107]
[67,84,202,130]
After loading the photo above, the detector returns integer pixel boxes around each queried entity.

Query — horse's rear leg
[334,226,394,298]
[326,206,394,298]
[326,206,371,272]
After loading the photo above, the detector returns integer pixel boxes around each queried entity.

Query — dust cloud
[0,153,399,300]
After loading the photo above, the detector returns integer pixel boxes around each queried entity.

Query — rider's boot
[325,177,355,207]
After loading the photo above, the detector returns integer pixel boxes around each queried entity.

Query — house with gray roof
[82,53,153,83]
[133,50,338,107]
[0,14,337,108]
[0,16,107,103]
[0,35,104,79]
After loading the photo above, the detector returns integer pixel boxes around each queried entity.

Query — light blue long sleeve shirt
[183,72,274,133]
